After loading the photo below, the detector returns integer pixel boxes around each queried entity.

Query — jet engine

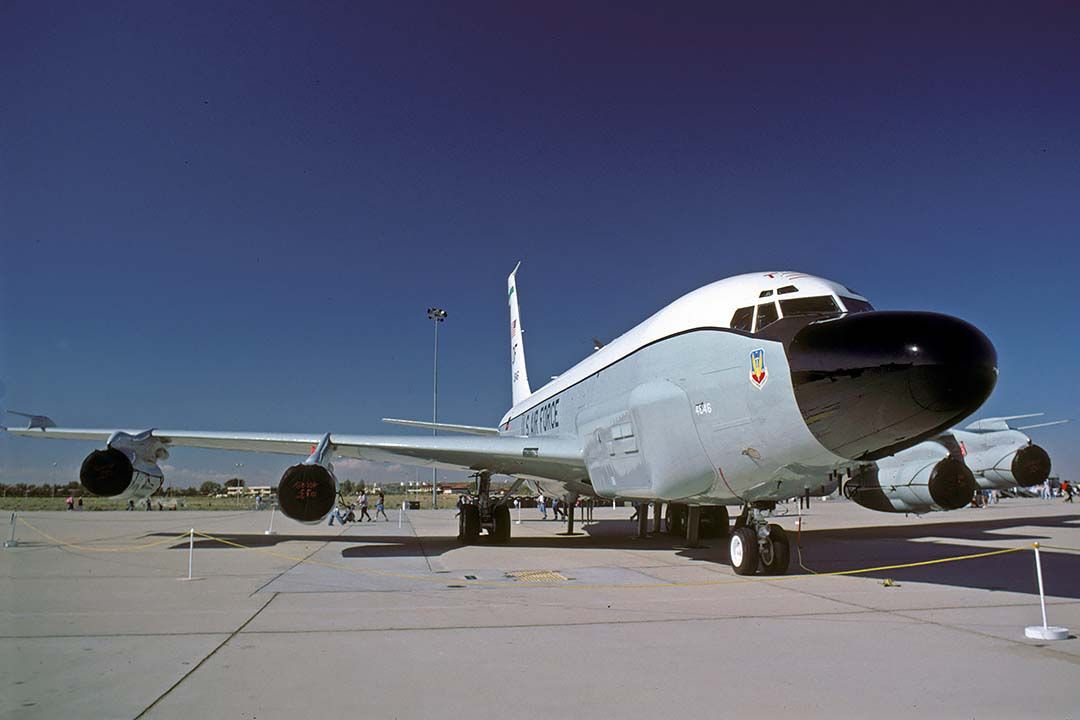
[277,463,337,522]
[79,430,167,499]
[979,444,1051,488]
[276,433,338,523]
[846,441,977,514]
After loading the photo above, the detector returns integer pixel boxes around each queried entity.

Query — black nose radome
[788,311,997,461]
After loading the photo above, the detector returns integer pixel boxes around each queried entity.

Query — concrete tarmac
[3,498,1079,719]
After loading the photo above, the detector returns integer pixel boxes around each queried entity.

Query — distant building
[224,485,275,497]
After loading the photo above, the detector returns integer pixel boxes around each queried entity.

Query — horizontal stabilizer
[1016,419,1071,431]
[381,418,500,436]
[7,410,57,430]
[964,413,1043,432]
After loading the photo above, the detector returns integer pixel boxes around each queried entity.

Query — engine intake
[1010,444,1052,487]
[278,464,337,522]
[79,431,166,500]
[80,448,136,496]
[847,450,977,514]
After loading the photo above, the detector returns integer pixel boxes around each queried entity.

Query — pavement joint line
[248,522,352,596]
[132,591,279,720]
[5,599,1078,641]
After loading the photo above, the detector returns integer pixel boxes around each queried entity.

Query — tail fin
[508,262,532,405]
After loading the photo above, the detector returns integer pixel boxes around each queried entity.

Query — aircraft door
[687,363,755,497]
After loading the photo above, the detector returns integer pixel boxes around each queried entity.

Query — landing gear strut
[457,471,513,545]
[729,503,790,576]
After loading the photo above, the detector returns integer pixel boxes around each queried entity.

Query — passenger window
[779,296,841,317]
[755,302,779,331]
[730,306,754,332]
[841,297,875,313]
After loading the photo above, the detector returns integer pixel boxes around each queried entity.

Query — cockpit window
[730,306,754,332]
[755,301,779,331]
[777,285,798,295]
[758,289,773,298]
[840,297,874,313]
[779,295,841,318]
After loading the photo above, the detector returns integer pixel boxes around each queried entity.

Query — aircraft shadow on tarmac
[150,512,1080,599]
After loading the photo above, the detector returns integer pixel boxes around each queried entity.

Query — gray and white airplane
[845,414,1066,513]
[4,267,998,575]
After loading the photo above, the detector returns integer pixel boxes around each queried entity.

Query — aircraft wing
[5,426,587,483]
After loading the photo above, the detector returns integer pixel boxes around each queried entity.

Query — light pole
[427,306,447,509]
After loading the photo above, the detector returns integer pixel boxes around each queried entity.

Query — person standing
[375,490,389,520]
[358,491,372,522]
[537,493,547,520]
[1064,480,1074,503]
[66,494,74,511]
[77,497,83,511]
[551,497,559,520]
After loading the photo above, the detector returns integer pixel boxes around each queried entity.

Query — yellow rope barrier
[16,517,193,552]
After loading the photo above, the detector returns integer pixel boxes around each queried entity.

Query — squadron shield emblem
[749,348,768,389]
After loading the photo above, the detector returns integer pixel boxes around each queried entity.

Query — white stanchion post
[4,512,17,548]
[1025,542,1069,640]
[186,528,194,580]
[399,501,405,529]
[612,500,616,509]
[515,498,521,525]
[264,503,277,535]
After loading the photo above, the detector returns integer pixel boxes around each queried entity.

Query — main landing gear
[729,504,790,576]
[458,471,512,545]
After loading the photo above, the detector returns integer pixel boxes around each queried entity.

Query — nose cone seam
[788,311,997,461]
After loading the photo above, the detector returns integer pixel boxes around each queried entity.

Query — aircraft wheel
[665,504,687,536]
[729,526,759,576]
[462,505,481,544]
[491,504,511,544]
[701,505,730,538]
[760,524,790,575]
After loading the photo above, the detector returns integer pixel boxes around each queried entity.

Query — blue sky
[2,1,1077,488]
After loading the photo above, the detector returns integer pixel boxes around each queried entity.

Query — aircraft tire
[701,505,730,538]
[729,526,759,576]
[491,504,511,544]
[462,505,481,544]
[760,524,790,575]
[665,504,687,536]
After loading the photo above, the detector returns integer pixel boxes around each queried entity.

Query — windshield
[840,297,874,313]
[779,296,841,318]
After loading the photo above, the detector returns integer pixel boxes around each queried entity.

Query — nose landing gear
[730,504,790,576]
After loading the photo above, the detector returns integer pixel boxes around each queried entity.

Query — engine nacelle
[847,442,976,513]
[277,463,337,523]
[980,443,1051,488]
[79,430,167,500]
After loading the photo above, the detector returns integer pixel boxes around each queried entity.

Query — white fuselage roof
[500,271,867,424]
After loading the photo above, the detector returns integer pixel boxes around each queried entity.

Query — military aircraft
[4,267,998,575]
[844,414,1067,513]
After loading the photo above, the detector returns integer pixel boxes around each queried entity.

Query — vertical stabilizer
[508,262,532,405]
